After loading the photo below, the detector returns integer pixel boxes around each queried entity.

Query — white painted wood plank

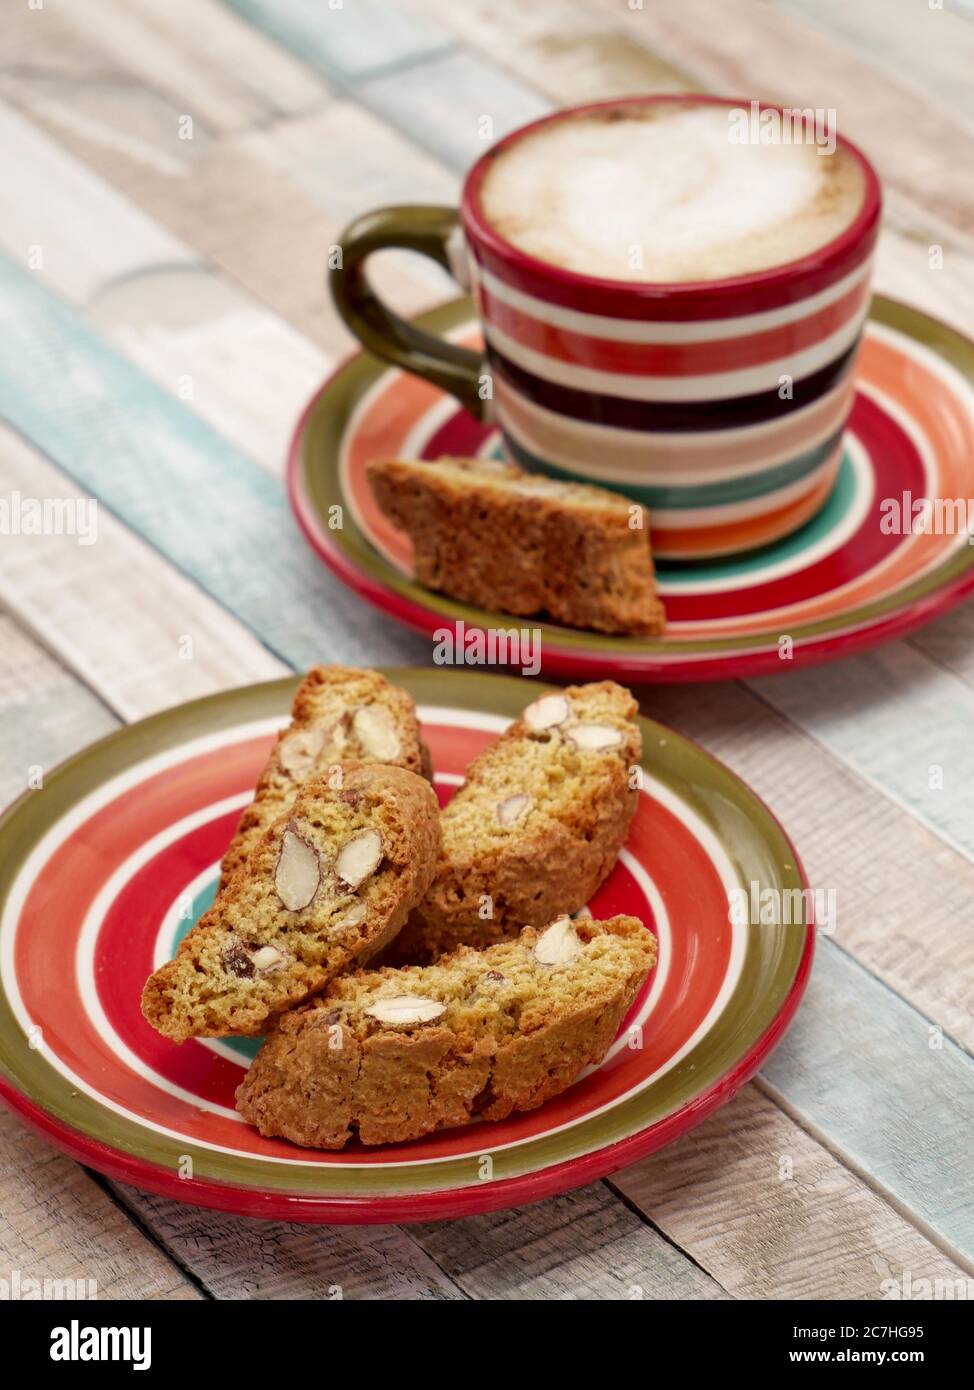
[404,0,695,102]
[111,1186,466,1300]
[0,101,329,473]
[772,0,974,128]
[0,427,284,722]
[357,47,550,172]
[5,77,210,181]
[223,0,453,85]
[749,645,974,866]
[873,211,974,340]
[412,1183,727,1300]
[0,1105,200,1300]
[116,1176,726,1300]
[761,944,974,1262]
[89,268,329,475]
[0,12,455,359]
[642,678,974,1053]
[230,100,457,305]
[612,1084,973,1298]
[0,253,427,672]
[0,617,118,810]
[121,0,329,117]
[58,0,327,134]
[0,105,193,303]
[908,603,974,692]
[233,99,460,222]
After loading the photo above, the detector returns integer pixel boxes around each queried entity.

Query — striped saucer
[0,671,811,1224]
[289,296,974,682]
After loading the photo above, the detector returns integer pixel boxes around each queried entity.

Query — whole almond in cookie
[275,828,321,911]
[364,996,446,1025]
[335,830,383,889]
[533,918,582,966]
[352,705,401,761]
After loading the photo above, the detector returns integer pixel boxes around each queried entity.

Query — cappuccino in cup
[478,102,867,284]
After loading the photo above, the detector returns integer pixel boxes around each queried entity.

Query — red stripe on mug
[477,276,871,377]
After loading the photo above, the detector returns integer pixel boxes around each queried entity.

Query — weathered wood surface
[0,1105,201,1301]
[0,0,972,1299]
[611,1085,973,1299]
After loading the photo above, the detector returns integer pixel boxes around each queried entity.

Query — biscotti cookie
[366,456,665,636]
[236,914,655,1149]
[388,680,642,964]
[219,666,431,891]
[142,764,440,1042]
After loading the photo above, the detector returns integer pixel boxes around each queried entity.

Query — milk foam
[479,105,866,283]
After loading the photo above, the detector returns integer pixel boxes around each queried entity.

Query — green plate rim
[0,669,810,1205]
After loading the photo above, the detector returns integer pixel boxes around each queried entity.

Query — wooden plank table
[0,0,972,1300]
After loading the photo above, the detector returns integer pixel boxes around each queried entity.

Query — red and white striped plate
[0,671,812,1222]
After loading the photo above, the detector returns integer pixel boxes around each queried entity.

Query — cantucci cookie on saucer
[366,456,665,636]
[236,914,655,1149]
[388,680,642,964]
[219,666,431,891]
[142,764,440,1042]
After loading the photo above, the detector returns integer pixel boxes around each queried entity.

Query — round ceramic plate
[289,296,974,681]
[0,670,812,1223]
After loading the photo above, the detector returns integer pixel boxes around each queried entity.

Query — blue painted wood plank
[750,643,974,864]
[223,0,550,172]
[357,49,552,172]
[222,0,453,85]
[0,253,426,674]
[0,619,119,809]
[763,941,974,1261]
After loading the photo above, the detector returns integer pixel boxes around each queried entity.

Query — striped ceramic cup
[331,95,881,559]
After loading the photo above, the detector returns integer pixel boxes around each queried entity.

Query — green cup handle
[329,205,485,422]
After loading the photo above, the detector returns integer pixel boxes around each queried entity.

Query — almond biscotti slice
[366,456,665,636]
[388,680,642,965]
[219,666,431,891]
[236,914,655,1149]
[142,764,440,1042]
